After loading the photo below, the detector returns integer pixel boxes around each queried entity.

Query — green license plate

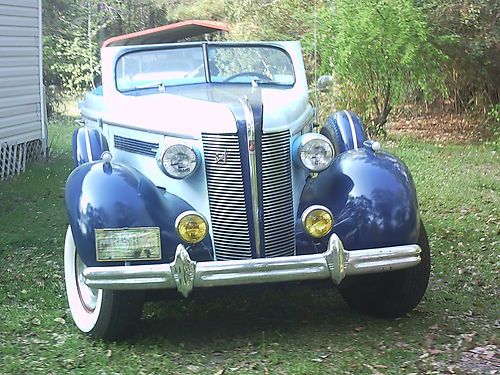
[95,227,161,262]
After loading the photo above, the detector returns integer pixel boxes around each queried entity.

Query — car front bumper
[83,234,422,297]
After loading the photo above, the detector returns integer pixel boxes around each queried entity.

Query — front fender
[72,126,109,167]
[65,161,213,267]
[298,148,420,252]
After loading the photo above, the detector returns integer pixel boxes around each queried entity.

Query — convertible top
[102,20,229,47]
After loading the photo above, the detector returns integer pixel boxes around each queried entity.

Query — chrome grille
[114,135,158,157]
[202,133,252,260]
[261,130,295,257]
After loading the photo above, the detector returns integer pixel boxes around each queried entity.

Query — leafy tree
[317,0,447,134]
[170,0,330,83]
[42,0,170,97]
[171,0,319,41]
[421,0,499,113]
[41,0,497,126]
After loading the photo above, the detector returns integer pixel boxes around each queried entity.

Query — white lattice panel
[0,140,41,181]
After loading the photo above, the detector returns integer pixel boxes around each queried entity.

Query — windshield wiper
[122,81,166,93]
[250,78,289,86]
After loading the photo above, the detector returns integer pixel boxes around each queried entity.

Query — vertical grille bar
[261,130,295,257]
[202,133,252,260]
[203,130,295,261]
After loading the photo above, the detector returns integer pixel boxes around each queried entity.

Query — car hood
[102,84,312,138]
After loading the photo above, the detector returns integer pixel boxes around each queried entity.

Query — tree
[421,0,500,113]
[317,0,447,135]
[42,0,170,96]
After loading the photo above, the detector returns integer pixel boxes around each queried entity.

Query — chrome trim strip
[344,110,358,150]
[202,43,210,82]
[83,234,422,296]
[239,98,262,258]
[84,127,93,162]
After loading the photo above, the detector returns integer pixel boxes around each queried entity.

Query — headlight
[160,144,198,179]
[296,133,334,172]
[175,211,208,244]
[301,205,334,239]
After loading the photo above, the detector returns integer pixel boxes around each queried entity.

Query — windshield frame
[114,42,296,93]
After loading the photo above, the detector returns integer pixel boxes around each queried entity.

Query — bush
[316,0,447,135]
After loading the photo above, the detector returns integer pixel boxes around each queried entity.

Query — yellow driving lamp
[301,205,334,239]
[175,211,208,244]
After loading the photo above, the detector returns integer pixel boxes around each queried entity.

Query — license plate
[95,227,161,262]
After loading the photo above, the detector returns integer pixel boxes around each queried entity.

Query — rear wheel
[339,222,431,318]
[64,227,144,340]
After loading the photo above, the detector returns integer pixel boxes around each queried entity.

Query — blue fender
[321,111,366,153]
[72,127,109,167]
[297,148,420,253]
[65,161,213,267]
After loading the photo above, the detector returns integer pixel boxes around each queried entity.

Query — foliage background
[42,0,499,132]
[0,3,497,373]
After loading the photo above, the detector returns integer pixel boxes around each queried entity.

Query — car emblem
[215,150,228,164]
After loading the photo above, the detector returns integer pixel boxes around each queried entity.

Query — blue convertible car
[65,21,430,339]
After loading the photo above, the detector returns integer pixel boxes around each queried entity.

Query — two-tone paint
[65,160,213,267]
[72,126,109,166]
[321,110,367,153]
[68,40,420,271]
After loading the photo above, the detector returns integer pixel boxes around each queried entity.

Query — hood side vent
[114,135,158,158]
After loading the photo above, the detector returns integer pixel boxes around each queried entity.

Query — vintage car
[64,21,430,339]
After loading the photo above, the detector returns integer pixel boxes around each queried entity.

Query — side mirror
[93,74,102,88]
[316,75,334,92]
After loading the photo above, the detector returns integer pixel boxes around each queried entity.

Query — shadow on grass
[131,283,396,347]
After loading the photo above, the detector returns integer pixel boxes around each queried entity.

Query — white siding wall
[0,0,44,146]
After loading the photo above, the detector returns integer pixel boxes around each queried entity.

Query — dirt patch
[453,345,500,374]
[387,112,496,143]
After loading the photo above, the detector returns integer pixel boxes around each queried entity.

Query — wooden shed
[0,0,46,181]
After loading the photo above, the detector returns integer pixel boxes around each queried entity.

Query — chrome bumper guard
[83,234,421,297]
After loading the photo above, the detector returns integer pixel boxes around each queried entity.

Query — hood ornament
[215,150,228,164]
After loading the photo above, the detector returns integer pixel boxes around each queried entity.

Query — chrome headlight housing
[159,144,198,179]
[296,133,334,172]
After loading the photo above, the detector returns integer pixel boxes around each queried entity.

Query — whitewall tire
[64,226,144,340]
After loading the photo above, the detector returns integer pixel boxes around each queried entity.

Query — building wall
[0,0,44,145]
[0,0,45,180]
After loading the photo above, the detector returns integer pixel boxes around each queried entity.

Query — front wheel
[339,221,431,318]
[64,227,144,340]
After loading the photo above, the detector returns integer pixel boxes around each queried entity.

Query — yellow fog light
[175,211,208,244]
[301,205,334,239]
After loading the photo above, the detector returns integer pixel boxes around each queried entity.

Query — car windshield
[116,46,206,91]
[207,45,295,85]
[116,45,295,92]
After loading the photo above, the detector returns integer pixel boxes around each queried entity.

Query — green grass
[0,117,498,374]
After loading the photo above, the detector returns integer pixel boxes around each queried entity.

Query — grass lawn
[0,116,498,374]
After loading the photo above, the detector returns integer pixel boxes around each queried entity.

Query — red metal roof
[102,20,229,47]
